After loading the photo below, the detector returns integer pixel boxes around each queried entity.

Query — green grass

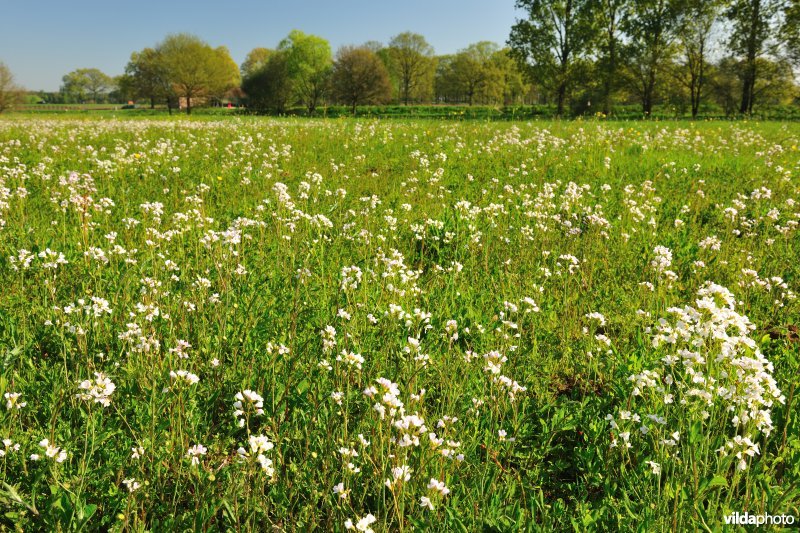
[0,117,798,531]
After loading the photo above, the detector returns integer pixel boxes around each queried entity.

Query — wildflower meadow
[0,117,798,530]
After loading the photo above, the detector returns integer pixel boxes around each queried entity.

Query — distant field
[14,102,800,121]
[18,104,134,111]
[0,118,798,530]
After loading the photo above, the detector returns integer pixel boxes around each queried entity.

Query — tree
[214,46,241,100]
[121,48,173,109]
[492,48,529,104]
[595,0,629,115]
[362,41,385,54]
[727,0,786,114]
[0,62,23,113]
[241,51,292,113]
[386,32,436,105]
[710,55,795,114]
[709,57,743,115]
[278,30,333,113]
[508,0,596,116]
[750,57,796,106]
[622,0,683,115]
[241,48,272,79]
[435,42,502,105]
[674,0,723,118]
[331,46,392,114]
[157,33,240,114]
[61,68,114,103]
[786,0,800,65]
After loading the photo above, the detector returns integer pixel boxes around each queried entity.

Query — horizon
[0,0,521,92]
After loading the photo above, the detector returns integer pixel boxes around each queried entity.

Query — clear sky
[0,0,522,91]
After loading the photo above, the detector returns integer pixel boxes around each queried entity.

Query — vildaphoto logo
[724,512,796,526]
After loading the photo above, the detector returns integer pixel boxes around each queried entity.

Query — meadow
[0,116,798,531]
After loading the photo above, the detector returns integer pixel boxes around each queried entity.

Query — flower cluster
[76,373,116,407]
[608,282,784,474]
[233,389,265,428]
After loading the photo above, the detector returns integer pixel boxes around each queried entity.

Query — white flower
[337,350,365,370]
[498,429,515,442]
[122,478,141,492]
[427,477,450,496]
[76,373,116,407]
[257,454,275,477]
[4,392,26,410]
[651,246,672,273]
[39,439,67,463]
[170,370,200,386]
[233,389,265,426]
[333,482,350,499]
[420,496,435,510]
[345,513,377,532]
[385,464,413,487]
[186,444,207,466]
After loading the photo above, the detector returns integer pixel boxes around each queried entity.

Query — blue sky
[0,0,522,91]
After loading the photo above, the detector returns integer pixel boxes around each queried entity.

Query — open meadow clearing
[0,117,798,530]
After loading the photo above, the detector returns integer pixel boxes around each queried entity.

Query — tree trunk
[740,0,760,114]
[150,97,155,110]
[691,61,703,119]
[643,66,656,116]
[186,95,192,115]
[603,38,616,116]
[740,68,753,114]
[556,82,566,117]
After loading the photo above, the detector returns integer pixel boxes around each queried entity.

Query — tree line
[2,0,800,117]
[509,0,800,117]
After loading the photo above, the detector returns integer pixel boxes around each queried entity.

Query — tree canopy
[120,48,173,109]
[240,48,272,79]
[508,0,596,116]
[0,62,23,113]
[386,32,436,105]
[278,30,333,113]
[156,33,240,114]
[60,68,114,103]
[30,11,800,117]
[331,46,393,114]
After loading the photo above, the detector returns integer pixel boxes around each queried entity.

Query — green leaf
[707,475,728,488]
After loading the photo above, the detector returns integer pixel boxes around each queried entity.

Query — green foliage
[0,62,23,113]
[725,0,786,113]
[386,32,436,105]
[436,42,505,106]
[508,0,597,115]
[240,47,272,80]
[241,52,292,113]
[121,48,174,109]
[156,33,240,114]
[620,0,683,115]
[60,68,114,104]
[278,30,333,113]
[331,46,393,113]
